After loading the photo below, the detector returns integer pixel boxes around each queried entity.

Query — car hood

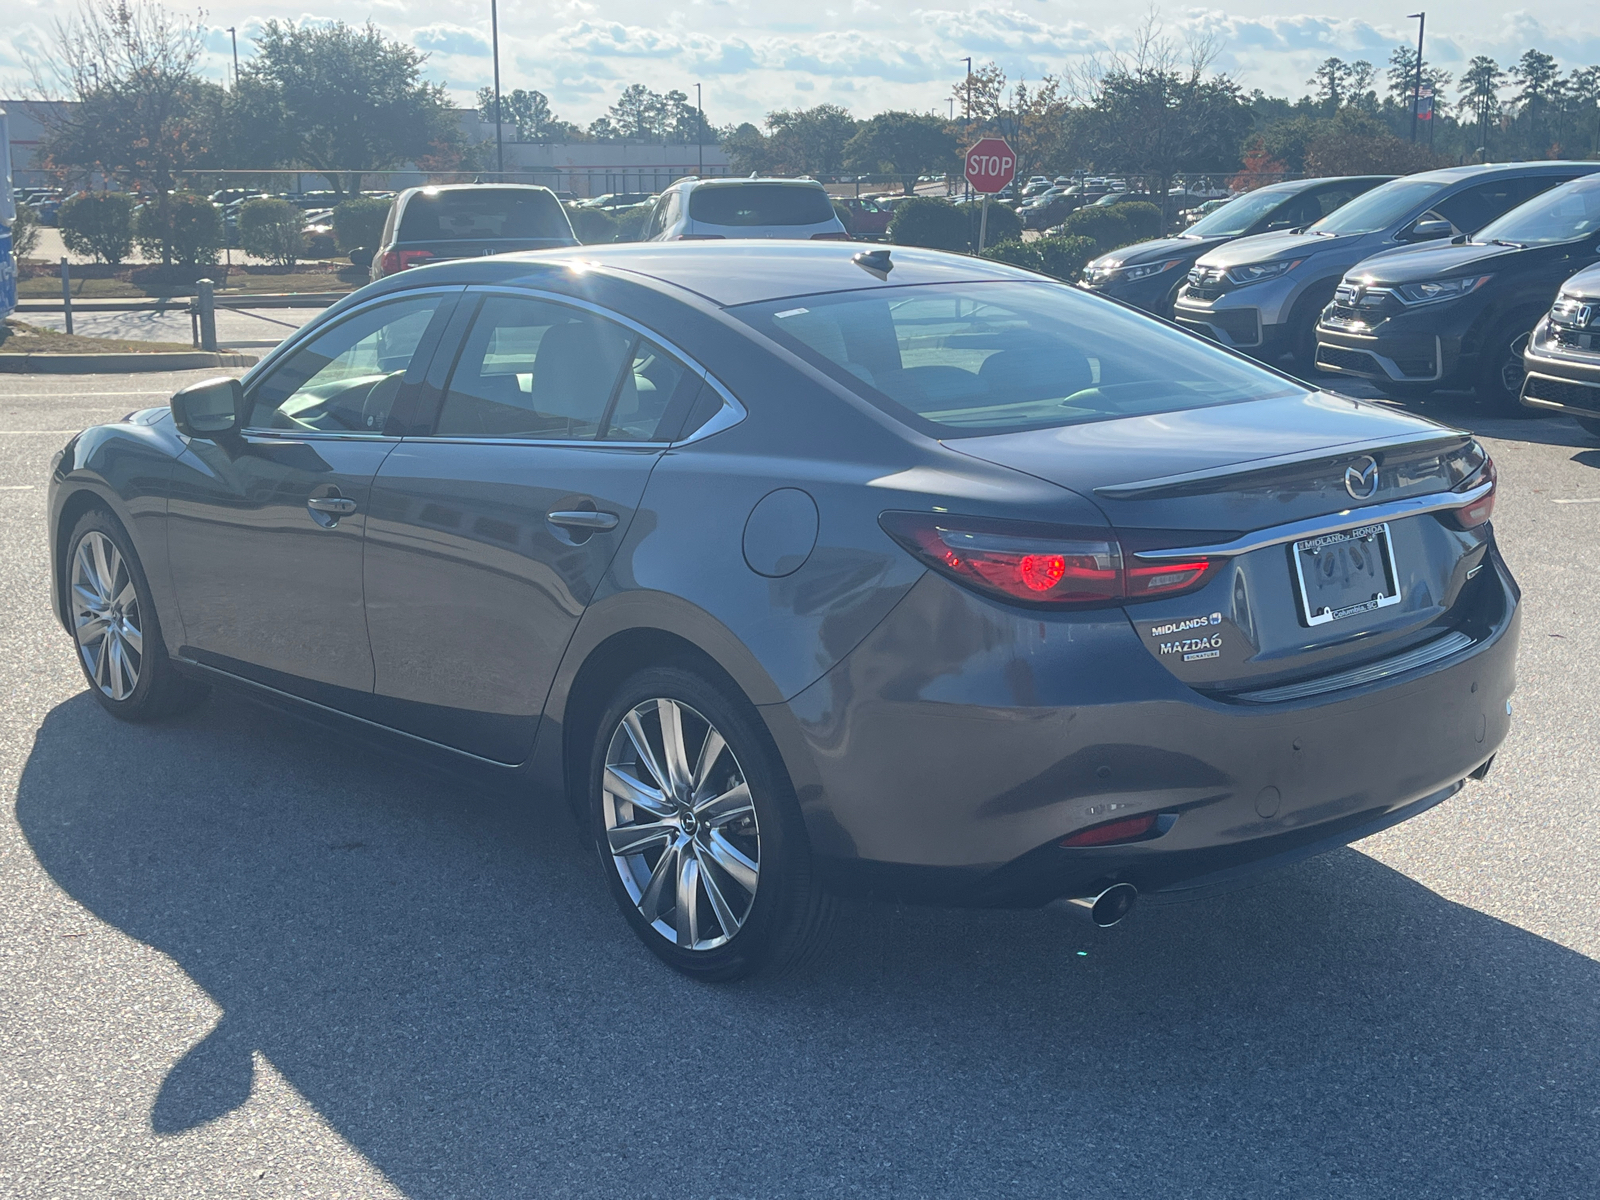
[1193,229,1361,270]
[1555,260,1600,302]
[1096,235,1225,267]
[944,390,1468,530]
[1345,239,1536,284]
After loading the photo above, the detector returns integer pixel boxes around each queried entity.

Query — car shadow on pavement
[18,689,1600,1199]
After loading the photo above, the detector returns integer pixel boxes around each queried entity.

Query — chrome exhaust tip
[1053,882,1139,928]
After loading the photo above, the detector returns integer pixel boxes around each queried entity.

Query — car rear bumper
[764,556,1519,907]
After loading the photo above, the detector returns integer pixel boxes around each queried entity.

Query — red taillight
[880,511,1217,608]
[1450,455,1497,529]
[811,231,852,240]
[380,249,434,274]
[676,233,725,240]
[1060,813,1158,847]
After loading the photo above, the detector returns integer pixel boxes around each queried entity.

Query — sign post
[964,137,1016,252]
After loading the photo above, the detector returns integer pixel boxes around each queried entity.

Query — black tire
[64,509,209,722]
[1476,316,1541,416]
[1576,416,1600,440]
[1289,283,1340,374]
[586,665,833,981]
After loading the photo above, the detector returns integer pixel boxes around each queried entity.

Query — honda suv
[1173,163,1599,370]
[1316,172,1600,410]
[1521,261,1600,431]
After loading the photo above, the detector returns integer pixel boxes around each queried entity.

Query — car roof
[681,177,828,191]
[398,183,559,201]
[1403,161,1600,186]
[438,242,1042,308]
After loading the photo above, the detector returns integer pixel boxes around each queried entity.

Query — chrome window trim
[1131,479,1494,561]
[418,283,747,448]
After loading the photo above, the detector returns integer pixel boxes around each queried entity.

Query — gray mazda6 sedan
[47,242,1518,979]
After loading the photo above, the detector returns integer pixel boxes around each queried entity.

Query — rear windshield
[398,188,572,242]
[1186,187,1296,237]
[689,184,835,227]
[736,282,1303,437]
[1306,178,1443,235]
[1475,174,1600,246]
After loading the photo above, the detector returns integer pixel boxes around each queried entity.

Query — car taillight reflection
[379,249,435,274]
[1450,455,1497,529]
[879,511,1217,608]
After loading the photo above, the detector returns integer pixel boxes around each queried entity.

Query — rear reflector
[811,232,852,240]
[1060,813,1158,847]
[879,511,1218,609]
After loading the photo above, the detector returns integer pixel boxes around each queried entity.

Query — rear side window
[689,184,835,227]
[398,189,573,242]
[432,295,699,442]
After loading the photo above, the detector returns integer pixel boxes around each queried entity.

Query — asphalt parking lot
[2,369,1598,1198]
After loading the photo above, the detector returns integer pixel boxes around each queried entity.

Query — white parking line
[1549,497,1600,505]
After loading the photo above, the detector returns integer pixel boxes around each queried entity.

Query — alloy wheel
[602,698,760,951]
[71,531,143,702]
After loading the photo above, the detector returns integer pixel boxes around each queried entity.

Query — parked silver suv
[1172,163,1600,369]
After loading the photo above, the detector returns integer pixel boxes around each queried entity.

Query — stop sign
[964,137,1016,194]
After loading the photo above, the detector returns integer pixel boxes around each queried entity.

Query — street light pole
[963,57,973,202]
[490,0,504,178]
[226,27,238,88]
[1407,12,1425,144]
[696,82,704,176]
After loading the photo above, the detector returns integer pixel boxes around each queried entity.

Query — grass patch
[0,319,197,355]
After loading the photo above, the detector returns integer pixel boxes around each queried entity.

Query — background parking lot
[2,370,1599,1198]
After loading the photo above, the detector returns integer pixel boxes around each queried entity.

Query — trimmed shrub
[1050,205,1132,252]
[979,239,1044,272]
[568,206,618,245]
[1115,200,1164,242]
[238,198,304,267]
[956,199,1022,249]
[612,206,651,243]
[832,200,854,236]
[1034,235,1100,283]
[58,192,136,264]
[12,201,41,260]
[888,197,968,251]
[332,196,391,254]
[133,193,223,266]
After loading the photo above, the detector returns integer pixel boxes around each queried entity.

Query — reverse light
[1449,454,1497,529]
[380,248,434,274]
[879,512,1218,608]
[1060,813,1159,847]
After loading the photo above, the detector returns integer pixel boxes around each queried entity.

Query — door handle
[307,497,358,515]
[546,510,618,532]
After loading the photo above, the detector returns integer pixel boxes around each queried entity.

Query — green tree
[720,122,773,174]
[1458,57,1507,156]
[133,192,222,266]
[238,197,303,267]
[331,196,389,253]
[1512,49,1562,152]
[609,84,667,141]
[888,197,968,250]
[229,20,462,196]
[476,87,585,143]
[58,192,135,264]
[38,0,224,266]
[11,201,42,260]
[952,62,1007,123]
[763,105,859,176]
[843,112,958,193]
[1308,58,1353,113]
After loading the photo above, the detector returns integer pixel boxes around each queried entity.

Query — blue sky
[4,1,1599,127]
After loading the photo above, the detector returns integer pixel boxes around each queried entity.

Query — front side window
[1185,187,1300,237]
[1307,179,1445,235]
[1472,175,1600,246]
[1431,177,1565,235]
[736,282,1303,437]
[432,295,697,442]
[246,295,445,433]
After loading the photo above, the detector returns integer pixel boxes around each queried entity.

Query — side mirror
[1405,218,1454,241]
[171,377,244,439]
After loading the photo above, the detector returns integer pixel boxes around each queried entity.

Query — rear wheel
[66,510,209,721]
[587,666,832,980]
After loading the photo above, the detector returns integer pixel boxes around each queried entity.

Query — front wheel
[66,510,209,721]
[1476,321,1538,416]
[587,666,832,980]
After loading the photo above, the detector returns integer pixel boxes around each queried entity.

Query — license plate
[1291,522,1401,626]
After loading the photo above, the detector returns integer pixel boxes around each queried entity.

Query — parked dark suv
[1521,261,1600,431]
[1080,176,1392,316]
[1316,172,1600,410]
[369,184,577,281]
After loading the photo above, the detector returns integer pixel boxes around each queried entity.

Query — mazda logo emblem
[1345,455,1379,500]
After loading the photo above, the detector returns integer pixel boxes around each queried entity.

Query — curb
[0,351,259,374]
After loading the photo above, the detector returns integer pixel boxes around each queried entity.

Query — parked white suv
[642,178,850,242]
